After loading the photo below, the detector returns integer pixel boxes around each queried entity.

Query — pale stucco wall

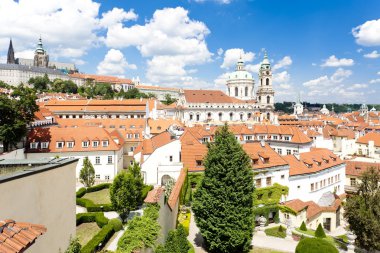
[0,159,77,253]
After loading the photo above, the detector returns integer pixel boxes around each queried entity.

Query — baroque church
[178,53,275,125]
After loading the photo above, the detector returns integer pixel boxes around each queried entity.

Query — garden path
[188,210,207,253]
[251,233,297,253]
[76,205,86,214]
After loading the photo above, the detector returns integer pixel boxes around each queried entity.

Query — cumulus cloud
[193,0,232,4]
[321,55,354,67]
[99,8,138,28]
[245,63,261,74]
[352,19,380,46]
[221,48,255,69]
[104,7,212,85]
[364,50,380,59]
[331,68,352,83]
[273,71,290,85]
[97,49,136,77]
[347,83,368,90]
[370,78,380,84]
[273,56,292,71]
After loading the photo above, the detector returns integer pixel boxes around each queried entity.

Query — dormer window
[196,160,202,166]
[30,142,38,149]
[252,159,259,165]
[41,142,49,149]
[82,141,89,148]
[134,134,139,139]
[67,141,74,148]
[56,142,64,149]
[263,158,269,164]
[92,141,99,147]
[284,136,290,141]
[102,140,109,147]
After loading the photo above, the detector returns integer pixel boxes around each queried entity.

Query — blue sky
[0,0,379,103]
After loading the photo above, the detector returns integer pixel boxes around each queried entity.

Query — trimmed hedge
[295,238,338,253]
[76,212,109,228]
[86,183,111,193]
[300,221,307,231]
[76,185,114,212]
[109,218,123,232]
[315,223,326,238]
[76,187,87,198]
[80,224,115,253]
[264,225,286,238]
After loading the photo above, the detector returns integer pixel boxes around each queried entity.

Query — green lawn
[82,188,111,204]
[264,226,286,238]
[76,222,101,246]
[295,227,315,236]
[250,247,287,253]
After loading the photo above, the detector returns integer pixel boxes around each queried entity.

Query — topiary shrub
[278,225,284,232]
[80,224,115,253]
[76,212,109,228]
[86,183,111,193]
[295,238,338,253]
[315,223,326,238]
[300,221,307,231]
[76,187,87,198]
[109,218,123,232]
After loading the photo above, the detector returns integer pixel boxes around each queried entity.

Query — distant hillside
[275,102,380,114]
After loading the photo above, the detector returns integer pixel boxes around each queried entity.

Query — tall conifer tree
[192,124,255,253]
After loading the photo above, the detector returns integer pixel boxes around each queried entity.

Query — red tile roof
[168,168,187,210]
[136,131,175,155]
[0,220,46,253]
[144,187,165,204]
[242,142,288,169]
[180,130,208,172]
[183,89,255,104]
[283,149,344,176]
[356,132,380,147]
[345,160,380,176]
[69,73,133,84]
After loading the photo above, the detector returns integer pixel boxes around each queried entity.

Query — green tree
[300,221,307,231]
[162,94,177,105]
[110,163,144,220]
[156,225,190,253]
[295,238,338,253]
[28,74,50,91]
[345,167,380,251]
[192,124,255,253]
[79,157,95,187]
[0,84,38,152]
[64,236,81,253]
[315,223,326,238]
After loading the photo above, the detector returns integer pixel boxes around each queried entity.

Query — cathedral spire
[7,39,15,64]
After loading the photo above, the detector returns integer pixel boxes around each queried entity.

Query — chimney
[294,152,300,160]
[260,140,265,147]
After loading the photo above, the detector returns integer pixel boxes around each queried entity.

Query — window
[107,156,113,164]
[235,87,238,96]
[315,182,318,190]
[278,149,282,155]
[245,136,252,141]
[102,140,109,147]
[286,149,291,155]
[196,114,200,121]
[30,142,38,149]
[92,141,99,147]
[248,113,252,119]
[267,96,270,104]
[169,156,173,162]
[311,183,314,191]
[338,174,340,181]
[266,177,272,186]
[207,112,212,118]
[196,160,202,166]
[96,174,100,179]
[240,114,243,121]
[266,78,269,86]
[218,112,223,121]
[245,87,248,96]
[297,185,300,189]
[82,141,89,148]
[350,178,356,186]
[67,142,74,148]
[105,175,110,181]
[127,134,133,139]
[202,137,209,143]
[252,159,258,165]
[256,179,261,188]
[284,136,290,141]
[273,135,278,140]
[41,142,49,149]
[189,114,193,121]
[281,175,285,179]
[229,112,233,121]
[95,156,100,164]
[134,134,139,139]
[129,146,135,152]
[56,142,64,149]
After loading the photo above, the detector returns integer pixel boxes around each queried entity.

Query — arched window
[240,113,244,121]
[229,112,233,121]
[248,113,252,119]
[267,96,270,104]
[267,112,270,120]
[245,87,248,97]
[235,87,238,96]
[207,112,212,118]
[189,114,193,121]
[266,78,269,86]
[219,112,223,121]
[161,175,173,186]
[196,114,200,121]
[258,96,261,102]
[261,79,263,86]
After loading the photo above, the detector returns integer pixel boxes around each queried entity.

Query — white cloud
[105,7,212,85]
[245,63,261,74]
[14,49,34,59]
[370,78,380,84]
[378,71,380,75]
[221,48,255,69]
[321,55,354,67]
[99,8,137,28]
[357,48,363,53]
[97,49,136,77]
[273,71,290,84]
[217,48,224,56]
[347,83,368,90]
[273,56,292,71]
[364,50,380,59]
[303,75,330,87]
[331,68,352,83]
[352,19,380,46]
[193,0,232,4]
[214,72,230,87]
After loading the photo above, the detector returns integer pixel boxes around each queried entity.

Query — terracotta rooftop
[183,89,253,104]
[180,130,208,172]
[136,85,180,92]
[283,149,344,176]
[356,132,380,147]
[136,131,175,155]
[69,73,133,84]
[242,142,288,170]
[345,160,380,177]
[144,187,165,204]
[148,118,184,135]
[168,169,187,210]
[0,219,46,253]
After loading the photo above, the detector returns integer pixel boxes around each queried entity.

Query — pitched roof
[183,89,253,104]
[0,219,46,253]
[144,187,165,204]
[242,142,288,169]
[356,132,380,147]
[137,131,175,155]
[283,149,344,176]
[148,118,184,135]
[345,160,380,176]
[26,126,123,153]
[180,130,208,172]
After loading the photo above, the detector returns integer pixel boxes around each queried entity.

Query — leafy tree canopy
[79,157,95,188]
